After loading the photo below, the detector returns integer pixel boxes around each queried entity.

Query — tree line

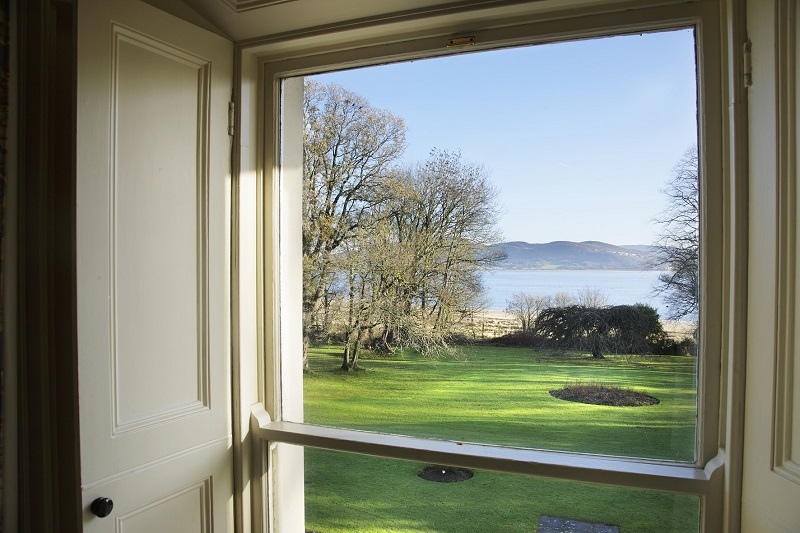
[302,80,504,370]
[302,79,699,368]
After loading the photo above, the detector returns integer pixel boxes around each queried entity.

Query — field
[303,345,700,532]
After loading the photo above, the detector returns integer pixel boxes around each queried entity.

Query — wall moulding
[218,0,296,13]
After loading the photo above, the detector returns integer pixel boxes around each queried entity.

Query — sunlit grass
[304,345,696,460]
[305,449,699,533]
[304,344,699,532]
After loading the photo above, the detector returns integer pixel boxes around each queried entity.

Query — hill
[491,240,659,270]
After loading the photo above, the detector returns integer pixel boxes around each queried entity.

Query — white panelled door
[76,0,233,530]
[742,0,800,530]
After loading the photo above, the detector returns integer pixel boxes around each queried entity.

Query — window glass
[296,29,699,462]
[304,447,701,532]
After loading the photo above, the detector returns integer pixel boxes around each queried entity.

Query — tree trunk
[351,333,362,370]
[341,335,352,370]
[302,334,310,371]
[322,289,332,334]
[342,270,356,370]
[591,336,603,359]
[379,325,394,353]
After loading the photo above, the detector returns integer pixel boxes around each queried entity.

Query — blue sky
[310,28,698,246]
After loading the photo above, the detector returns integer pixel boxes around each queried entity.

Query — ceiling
[142,0,622,43]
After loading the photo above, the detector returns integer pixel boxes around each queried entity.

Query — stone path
[537,515,620,533]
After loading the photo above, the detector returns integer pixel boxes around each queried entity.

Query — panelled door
[76,0,234,530]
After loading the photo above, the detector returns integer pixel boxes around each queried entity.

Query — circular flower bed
[550,383,659,406]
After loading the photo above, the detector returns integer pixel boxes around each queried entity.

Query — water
[480,269,670,316]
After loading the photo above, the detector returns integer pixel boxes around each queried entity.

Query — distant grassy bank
[303,345,699,532]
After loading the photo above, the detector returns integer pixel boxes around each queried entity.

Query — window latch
[447,36,475,48]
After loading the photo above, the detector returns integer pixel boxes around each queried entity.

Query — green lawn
[303,345,700,532]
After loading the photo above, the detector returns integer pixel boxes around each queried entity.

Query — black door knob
[90,497,114,518]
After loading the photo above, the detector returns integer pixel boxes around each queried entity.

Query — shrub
[651,335,696,356]
[532,304,668,357]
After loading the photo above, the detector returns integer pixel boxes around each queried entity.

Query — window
[249,1,731,531]
[298,29,699,465]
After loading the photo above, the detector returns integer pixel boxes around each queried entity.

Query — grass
[303,345,700,532]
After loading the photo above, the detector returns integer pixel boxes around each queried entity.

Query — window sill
[251,403,721,496]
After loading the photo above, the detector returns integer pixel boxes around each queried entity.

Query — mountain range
[490,240,660,270]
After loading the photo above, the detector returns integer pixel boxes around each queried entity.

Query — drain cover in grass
[418,465,474,482]
[538,515,620,532]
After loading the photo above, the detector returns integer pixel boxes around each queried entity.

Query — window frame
[242,1,739,530]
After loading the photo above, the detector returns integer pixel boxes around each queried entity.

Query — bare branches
[302,80,407,352]
[373,149,504,354]
[302,82,505,367]
[652,146,699,321]
[576,287,609,308]
[505,293,552,332]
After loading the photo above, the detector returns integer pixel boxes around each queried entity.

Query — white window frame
[238,1,744,531]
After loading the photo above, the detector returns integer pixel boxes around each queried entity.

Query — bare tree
[505,292,552,331]
[302,84,504,364]
[302,80,406,367]
[576,287,609,308]
[384,149,505,351]
[337,219,409,369]
[504,289,605,333]
[653,146,699,321]
[337,233,383,370]
[552,292,575,308]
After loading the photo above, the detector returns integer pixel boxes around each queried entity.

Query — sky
[308,29,698,246]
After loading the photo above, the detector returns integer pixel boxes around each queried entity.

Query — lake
[480,269,671,315]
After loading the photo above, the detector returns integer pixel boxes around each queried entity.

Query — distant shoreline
[490,240,661,271]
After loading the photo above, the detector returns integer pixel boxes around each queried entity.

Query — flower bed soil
[550,384,660,406]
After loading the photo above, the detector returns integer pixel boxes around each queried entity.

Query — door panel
[114,25,211,436]
[77,0,233,529]
[81,440,227,532]
[743,0,800,530]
